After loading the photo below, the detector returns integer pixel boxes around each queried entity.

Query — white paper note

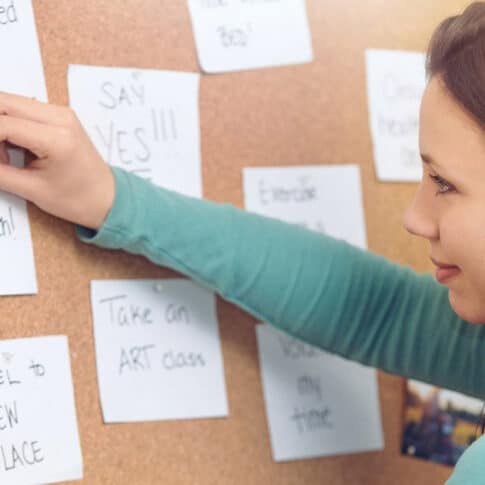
[244,164,383,461]
[187,0,313,73]
[366,49,426,181]
[0,0,47,296]
[0,0,48,101]
[68,65,202,197]
[243,164,367,249]
[0,336,83,485]
[0,150,37,295]
[256,324,383,461]
[90,279,228,423]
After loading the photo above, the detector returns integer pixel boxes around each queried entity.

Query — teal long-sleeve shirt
[77,167,485,485]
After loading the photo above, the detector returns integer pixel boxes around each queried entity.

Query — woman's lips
[435,266,461,283]
[430,258,460,283]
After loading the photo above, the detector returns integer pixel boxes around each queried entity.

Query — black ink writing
[95,106,179,182]
[259,177,318,205]
[0,0,17,26]
[98,76,145,110]
[161,350,206,371]
[217,24,251,47]
[100,295,154,327]
[296,375,322,401]
[92,71,184,182]
[279,336,316,359]
[96,122,151,166]
[290,406,332,434]
[0,368,20,386]
[28,360,45,378]
[0,206,15,238]
[382,74,422,101]
[400,146,420,167]
[119,345,156,374]
[0,440,44,472]
[151,108,178,142]
[165,304,190,324]
[294,220,326,234]
[378,115,419,137]
[0,401,18,431]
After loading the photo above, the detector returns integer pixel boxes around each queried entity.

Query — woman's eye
[429,174,455,195]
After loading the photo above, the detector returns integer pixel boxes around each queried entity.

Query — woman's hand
[0,92,115,230]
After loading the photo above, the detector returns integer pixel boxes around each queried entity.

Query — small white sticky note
[0,149,37,295]
[187,0,313,73]
[243,164,367,249]
[68,65,202,197]
[256,324,384,461]
[0,0,48,101]
[90,279,228,423]
[366,49,426,181]
[0,336,83,485]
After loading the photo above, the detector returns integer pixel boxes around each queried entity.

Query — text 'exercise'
[243,164,367,249]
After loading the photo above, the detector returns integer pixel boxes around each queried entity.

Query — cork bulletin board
[0,1,470,483]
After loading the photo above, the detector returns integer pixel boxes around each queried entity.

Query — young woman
[0,3,484,484]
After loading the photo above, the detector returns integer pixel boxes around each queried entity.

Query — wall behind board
[1,1,469,483]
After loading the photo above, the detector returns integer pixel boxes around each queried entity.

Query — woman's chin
[449,291,485,324]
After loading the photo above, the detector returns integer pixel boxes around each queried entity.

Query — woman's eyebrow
[420,153,439,166]
[421,153,461,183]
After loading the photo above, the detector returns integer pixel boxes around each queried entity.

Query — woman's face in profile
[403,76,485,323]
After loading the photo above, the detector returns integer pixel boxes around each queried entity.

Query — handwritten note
[187,0,313,73]
[256,324,383,461]
[243,165,367,249]
[68,65,202,197]
[0,0,47,100]
[0,0,47,296]
[0,150,37,295]
[0,336,83,485]
[366,49,426,181]
[90,279,228,423]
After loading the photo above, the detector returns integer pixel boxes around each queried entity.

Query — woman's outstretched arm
[1,92,484,399]
[79,167,485,400]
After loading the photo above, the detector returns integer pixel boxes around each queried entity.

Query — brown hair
[427,2,485,125]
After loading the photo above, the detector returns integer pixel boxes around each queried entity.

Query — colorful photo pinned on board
[402,380,484,466]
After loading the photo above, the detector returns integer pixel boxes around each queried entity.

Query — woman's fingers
[0,96,114,228]
[0,92,72,126]
[0,115,60,200]
[0,115,58,158]
[0,159,39,200]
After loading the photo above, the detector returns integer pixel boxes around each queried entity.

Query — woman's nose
[402,188,439,241]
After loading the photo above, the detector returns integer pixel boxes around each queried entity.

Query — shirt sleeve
[77,167,485,399]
